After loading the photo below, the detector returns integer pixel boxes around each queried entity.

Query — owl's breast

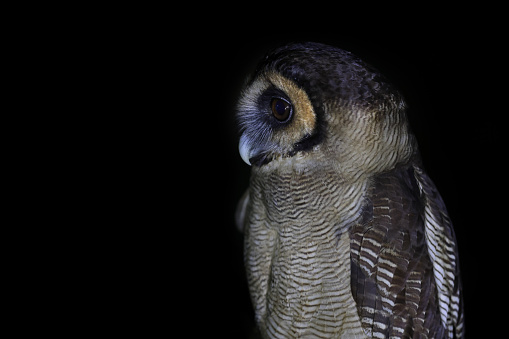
[245,168,369,338]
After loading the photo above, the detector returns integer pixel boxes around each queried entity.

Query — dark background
[109,11,503,338]
[22,7,504,338]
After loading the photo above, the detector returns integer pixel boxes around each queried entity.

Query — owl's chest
[246,170,368,337]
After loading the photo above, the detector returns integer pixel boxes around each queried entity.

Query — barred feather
[244,164,368,338]
[350,164,463,338]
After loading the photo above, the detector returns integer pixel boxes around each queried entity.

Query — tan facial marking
[265,72,316,141]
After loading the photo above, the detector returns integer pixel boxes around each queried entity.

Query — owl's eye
[271,98,292,122]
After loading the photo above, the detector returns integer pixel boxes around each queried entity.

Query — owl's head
[237,42,416,177]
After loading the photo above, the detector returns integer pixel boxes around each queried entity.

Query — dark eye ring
[270,98,292,122]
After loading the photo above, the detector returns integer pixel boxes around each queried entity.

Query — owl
[235,42,464,338]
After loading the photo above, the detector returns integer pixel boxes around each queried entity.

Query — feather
[350,164,464,338]
[235,188,250,232]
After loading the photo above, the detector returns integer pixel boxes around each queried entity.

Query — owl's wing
[349,164,464,338]
[235,188,250,232]
[412,165,464,337]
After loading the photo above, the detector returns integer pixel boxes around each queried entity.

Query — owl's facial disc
[237,72,317,166]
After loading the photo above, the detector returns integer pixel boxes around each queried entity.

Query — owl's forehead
[251,42,400,106]
[262,43,356,75]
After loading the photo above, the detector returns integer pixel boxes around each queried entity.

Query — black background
[20,6,505,338]
[111,11,503,338]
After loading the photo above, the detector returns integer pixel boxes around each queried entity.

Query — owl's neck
[250,160,370,230]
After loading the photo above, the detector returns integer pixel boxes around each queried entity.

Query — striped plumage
[236,42,463,338]
[350,164,463,338]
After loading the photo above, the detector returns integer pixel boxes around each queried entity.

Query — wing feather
[235,188,250,232]
[413,165,464,338]
[350,164,463,338]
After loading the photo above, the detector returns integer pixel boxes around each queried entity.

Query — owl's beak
[239,133,271,166]
[239,134,252,166]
